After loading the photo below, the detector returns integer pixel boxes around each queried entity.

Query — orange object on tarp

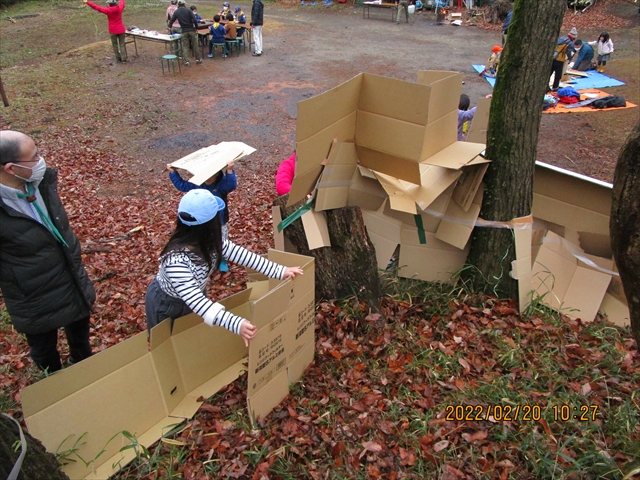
[543,88,637,114]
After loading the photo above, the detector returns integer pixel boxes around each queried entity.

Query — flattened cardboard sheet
[435,184,483,249]
[466,97,492,144]
[301,209,331,250]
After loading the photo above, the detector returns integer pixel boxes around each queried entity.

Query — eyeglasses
[12,153,43,164]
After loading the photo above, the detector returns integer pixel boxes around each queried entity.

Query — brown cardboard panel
[599,293,630,327]
[416,71,464,121]
[435,184,483,249]
[247,312,289,398]
[301,209,332,250]
[315,165,355,212]
[347,167,387,212]
[247,369,290,423]
[421,142,487,170]
[287,341,316,385]
[26,353,170,480]
[532,193,610,236]
[282,289,316,364]
[266,249,316,306]
[452,161,489,211]
[578,231,613,258]
[419,184,455,233]
[357,146,422,185]
[373,171,418,214]
[170,316,246,393]
[405,165,462,211]
[296,74,361,142]
[531,232,612,321]
[359,72,431,125]
[296,111,357,175]
[22,331,149,416]
[287,166,323,206]
[251,280,291,329]
[357,111,429,162]
[419,111,459,160]
[534,162,612,217]
[273,205,285,251]
[398,227,469,283]
[466,97,491,144]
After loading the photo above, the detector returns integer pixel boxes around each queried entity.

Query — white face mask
[13,156,47,183]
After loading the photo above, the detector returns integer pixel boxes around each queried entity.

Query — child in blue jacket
[208,14,228,57]
[234,6,246,45]
[166,161,237,270]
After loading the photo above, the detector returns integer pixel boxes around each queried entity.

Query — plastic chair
[161,54,181,75]
[210,42,227,58]
[225,38,241,57]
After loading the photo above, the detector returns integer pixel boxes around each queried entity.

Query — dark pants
[550,59,564,89]
[575,59,594,71]
[145,278,192,332]
[110,33,127,62]
[25,316,92,373]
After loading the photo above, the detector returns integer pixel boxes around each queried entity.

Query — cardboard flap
[301,209,332,250]
[356,146,422,185]
[435,184,483,249]
[373,171,417,214]
[359,73,431,125]
[420,142,487,170]
[404,165,462,211]
[452,161,490,212]
[347,166,387,212]
[416,70,464,121]
[251,280,292,329]
[466,97,491,144]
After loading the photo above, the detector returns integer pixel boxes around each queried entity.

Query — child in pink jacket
[276,152,296,196]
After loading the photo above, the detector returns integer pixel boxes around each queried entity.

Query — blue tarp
[472,64,625,89]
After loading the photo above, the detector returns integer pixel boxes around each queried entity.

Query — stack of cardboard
[279,71,629,327]
[21,251,315,480]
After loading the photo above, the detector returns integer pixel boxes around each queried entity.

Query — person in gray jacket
[0,130,96,372]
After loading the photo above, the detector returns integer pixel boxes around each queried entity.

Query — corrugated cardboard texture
[22,251,315,479]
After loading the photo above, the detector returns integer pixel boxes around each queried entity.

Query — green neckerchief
[16,183,69,247]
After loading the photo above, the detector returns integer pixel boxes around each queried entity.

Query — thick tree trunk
[610,121,640,347]
[0,415,70,480]
[273,195,381,312]
[464,0,567,303]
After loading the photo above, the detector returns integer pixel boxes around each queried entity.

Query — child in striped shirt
[145,190,303,345]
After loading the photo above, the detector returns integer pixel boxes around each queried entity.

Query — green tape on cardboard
[277,200,314,232]
[414,214,427,245]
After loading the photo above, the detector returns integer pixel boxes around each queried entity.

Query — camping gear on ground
[591,95,626,109]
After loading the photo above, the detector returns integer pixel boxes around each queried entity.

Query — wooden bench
[363,2,398,21]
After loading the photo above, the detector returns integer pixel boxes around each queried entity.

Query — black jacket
[0,169,95,334]
[251,0,264,26]
[169,6,198,32]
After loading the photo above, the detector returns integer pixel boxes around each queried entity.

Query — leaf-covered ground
[0,1,639,478]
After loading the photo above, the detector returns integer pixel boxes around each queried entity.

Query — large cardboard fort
[20,250,315,480]
[278,71,629,327]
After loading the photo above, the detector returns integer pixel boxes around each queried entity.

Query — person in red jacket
[84,0,128,63]
[275,152,296,196]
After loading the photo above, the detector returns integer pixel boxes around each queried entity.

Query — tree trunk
[464,0,567,303]
[486,0,512,24]
[610,121,640,347]
[0,415,70,480]
[273,195,381,312]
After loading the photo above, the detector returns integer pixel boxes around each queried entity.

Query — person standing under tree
[84,0,127,63]
[169,0,203,66]
[250,0,264,57]
[0,130,96,373]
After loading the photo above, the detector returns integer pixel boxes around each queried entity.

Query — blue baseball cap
[234,5,241,12]
[178,190,225,226]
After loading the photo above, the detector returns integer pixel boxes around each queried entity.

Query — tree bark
[0,415,70,480]
[464,0,567,303]
[273,195,381,312]
[610,121,640,347]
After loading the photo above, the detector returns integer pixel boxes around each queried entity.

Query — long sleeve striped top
[156,240,286,334]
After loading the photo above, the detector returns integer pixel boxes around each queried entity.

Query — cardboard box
[530,231,612,322]
[466,97,492,144]
[435,184,483,249]
[290,71,480,202]
[21,251,315,479]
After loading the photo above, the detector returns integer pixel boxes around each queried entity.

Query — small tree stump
[0,415,70,480]
[273,195,381,312]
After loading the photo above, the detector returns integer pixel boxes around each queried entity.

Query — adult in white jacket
[589,32,614,73]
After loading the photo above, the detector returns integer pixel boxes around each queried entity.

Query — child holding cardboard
[145,190,303,344]
[166,160,237,269]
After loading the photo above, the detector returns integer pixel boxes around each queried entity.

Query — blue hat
[234,5,241,12]
[178,190,225,226]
